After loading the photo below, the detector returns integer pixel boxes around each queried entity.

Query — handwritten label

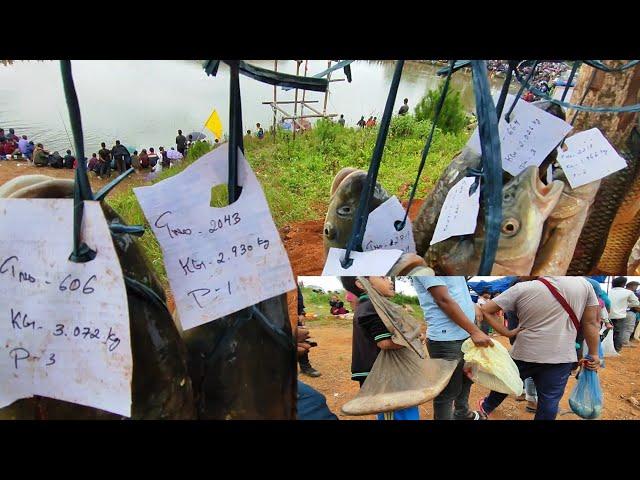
[556,128,627,189]
[322,248,403,276]
[430,176,480,245]
[134,143,295,331]
[468,93,572,176]
[0,199,132,417]
[362,196,416,254]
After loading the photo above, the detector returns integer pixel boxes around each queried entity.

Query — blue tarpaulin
[467,276,518,294]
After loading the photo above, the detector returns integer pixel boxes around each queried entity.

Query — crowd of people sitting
[0,127,216,179]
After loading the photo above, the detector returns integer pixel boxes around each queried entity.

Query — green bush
[414,81,468,134]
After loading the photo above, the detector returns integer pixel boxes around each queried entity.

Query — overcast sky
[298,276,640,297]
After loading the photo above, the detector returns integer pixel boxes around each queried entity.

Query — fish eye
[337,205,353,217]
[501,218,520,236]
[503,191,514,203]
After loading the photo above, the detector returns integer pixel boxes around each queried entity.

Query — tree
[414,81,468,134]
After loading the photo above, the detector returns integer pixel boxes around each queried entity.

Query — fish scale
[596,168,640,274]
[567,149,640,275]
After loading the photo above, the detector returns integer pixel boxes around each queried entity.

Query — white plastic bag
[600,330,619,357]
[461,338,523,396]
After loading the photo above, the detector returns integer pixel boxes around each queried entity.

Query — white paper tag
[362,196,416,254]
[556,128,627,189]
[468,93,573,176]
[134,144,295,331]
[430,176,481,245]
[321,248,403,276]
[0,199,132,417]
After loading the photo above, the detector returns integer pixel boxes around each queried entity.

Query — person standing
[111,140,128,174]
[176,129,187,156]
[297,285,321,378]
[398,98,409,115]
[625,280,640,346]
[357,116,366,128]
[98,142,112,178]
[256,123,265,139]
[338,114,345,127]
[478,276,601,420]
[608,276,640,352]
[476,292,492,335]
[412,276,492,420]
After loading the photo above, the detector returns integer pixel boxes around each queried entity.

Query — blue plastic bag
[568,361,603,420]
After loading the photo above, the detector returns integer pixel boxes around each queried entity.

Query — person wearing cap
[625,281,640,345]
[609,276,640,352]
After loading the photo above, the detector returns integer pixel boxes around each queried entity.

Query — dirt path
[300,319,640,420]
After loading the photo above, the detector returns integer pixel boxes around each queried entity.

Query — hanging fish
[180,294,297,420]
[531,169,601,275]
[425,166,564,275]
[567,151,640,275]
[322,168,391,255]
[0,175,196,420]
[413,100,567,263]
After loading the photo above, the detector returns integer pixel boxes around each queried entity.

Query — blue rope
[228,61,242,203]
[583,60,640,72]
[471,60,503,276]
[397,59,456,231]
[505,60,539,123]
[60,60,96,263]
[515,61,640,113]
[341,60,405,269]
[561,61,581,102]
[495,61,517,119]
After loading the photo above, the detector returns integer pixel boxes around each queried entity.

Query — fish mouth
[528,166,564,204]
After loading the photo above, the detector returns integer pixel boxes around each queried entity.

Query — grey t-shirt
[493,277,599,364]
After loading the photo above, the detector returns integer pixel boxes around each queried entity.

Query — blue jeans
[426,339,473,420]
[481,360,573,420]
[297,381,338,420]
[376,407,420,420]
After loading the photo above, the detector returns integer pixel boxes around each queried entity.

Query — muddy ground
[299,318,640,420]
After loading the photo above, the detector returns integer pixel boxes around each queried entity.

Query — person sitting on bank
[49,151,64,169]
[24,141,35,163]
[147,147,159,168]
[159,146,170,168]
[63,150,75,169]
[398,98,410,115]
[256,123,265,139]
[32,143,50,167]
[87,153,99,174]
[131,150,140,170]
[18,135,29,157]
[329,295,349,316]
[139,149,150,169]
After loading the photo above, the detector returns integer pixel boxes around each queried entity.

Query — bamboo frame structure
[265,60,345,139]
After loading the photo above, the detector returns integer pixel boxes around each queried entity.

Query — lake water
[0,60,515,155]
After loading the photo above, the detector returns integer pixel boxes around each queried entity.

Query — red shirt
[3,142,16,155]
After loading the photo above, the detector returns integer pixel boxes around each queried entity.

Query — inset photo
[296,275,640,420]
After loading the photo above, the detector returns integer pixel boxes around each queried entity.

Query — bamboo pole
[300,60,309,120]
[293,60,301,140]
[323,60,332,116]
